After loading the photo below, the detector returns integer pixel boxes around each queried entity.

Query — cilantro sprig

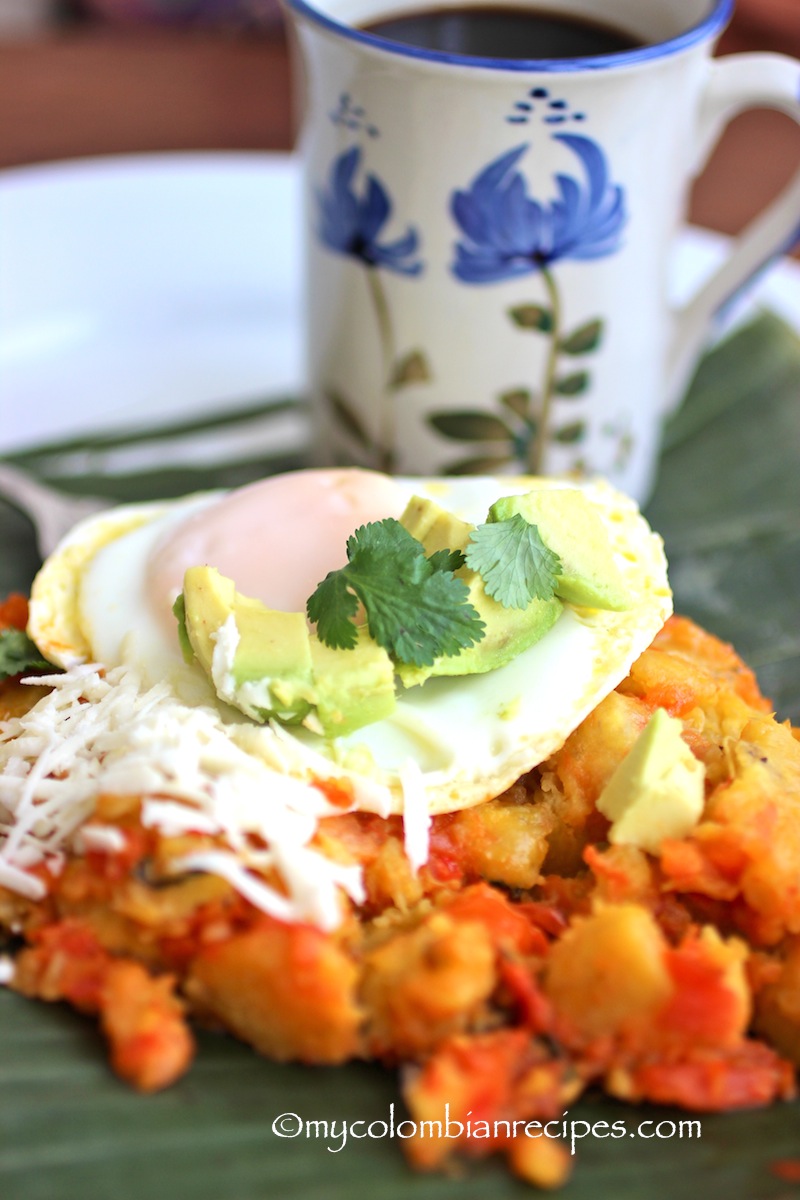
[306,519,484,668]
[306,505,563,665]
[465,514,562,610]
[0,628,56,681]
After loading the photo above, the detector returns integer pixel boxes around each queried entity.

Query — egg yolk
[144,468,407,635]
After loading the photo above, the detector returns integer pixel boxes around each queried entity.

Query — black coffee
[360,6,641,59]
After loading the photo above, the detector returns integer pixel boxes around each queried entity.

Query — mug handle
[667,52,800,412]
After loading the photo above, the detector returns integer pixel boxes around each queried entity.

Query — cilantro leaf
[427,548,466,573]
[0,627,56,681]
[307,519,484,667]
[307,569,360,650]
[465,514,562,609]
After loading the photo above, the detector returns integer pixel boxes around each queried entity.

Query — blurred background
[0,0,798,251]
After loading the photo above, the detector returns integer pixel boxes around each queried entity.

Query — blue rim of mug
[283,0,734,70]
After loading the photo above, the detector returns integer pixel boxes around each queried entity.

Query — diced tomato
[24,919,109,1010]
[659,838,740,901]
[498,958,554,1033]
[85,827,149,882]
[661,936,743,1044]
[313,776,355,809]
[631,1042,795,1110]
[514,900,568,939]
[445,883,548,956]
[426,814,465,884]
[0,593,29,631]
[770,1159,800,1183]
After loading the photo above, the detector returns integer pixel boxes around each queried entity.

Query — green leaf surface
[2,311,800,1199]
[443,454,516,475]
[553,421,587,444]
[508,304,554,332]
[5,393,305,463]
[428,412,513,442]
[307,519,484,665]
[646,310,800,719]
[427,548,467,574]
[389,350,432,388]
[0,628,55,680]
[499,388,535,420]
[306,567,361,650]
[325,388,373,449]
[553,371,590,397]
[465,515,562,609]
[559,319,604,355]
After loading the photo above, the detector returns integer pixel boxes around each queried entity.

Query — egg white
[28,473,672,816]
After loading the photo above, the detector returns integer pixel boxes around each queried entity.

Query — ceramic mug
[283,0,800,501]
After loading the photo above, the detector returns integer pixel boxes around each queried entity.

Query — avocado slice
[489,488,632,611]
[179,566,396,737]
[182,566,314,723]
[397,496,562,688]
[309,629,396,738]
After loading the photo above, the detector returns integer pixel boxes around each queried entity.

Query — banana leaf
[1,309,800,1199]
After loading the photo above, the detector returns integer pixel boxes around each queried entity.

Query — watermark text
[272,1104,701,1156]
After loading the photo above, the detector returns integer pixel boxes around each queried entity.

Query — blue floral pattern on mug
[430,134,628,475]
[315,145,430,470]
[452,135,626,280]
[317,146,424,275]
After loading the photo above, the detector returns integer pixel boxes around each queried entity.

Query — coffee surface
[359,6,642,59]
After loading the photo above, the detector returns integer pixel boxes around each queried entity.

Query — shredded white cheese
[75,824,129,854]
[0,663,367,930]
[209,613,241,707]
[171,847,364,931]
[400,759,430,873]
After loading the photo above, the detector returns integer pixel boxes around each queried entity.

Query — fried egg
[28,469,672,816]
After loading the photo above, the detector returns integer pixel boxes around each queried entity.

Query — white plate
[0,152,303,455]
[0,151,797,456]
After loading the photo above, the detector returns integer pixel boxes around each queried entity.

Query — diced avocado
[489,488,632,611]
[179,566,396,736]
[596,708,706,853]
[400,494,474,556]
[398,495,562,687]
[182,566,313,722]
[309,629,396,738]
[172,593,195,665]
